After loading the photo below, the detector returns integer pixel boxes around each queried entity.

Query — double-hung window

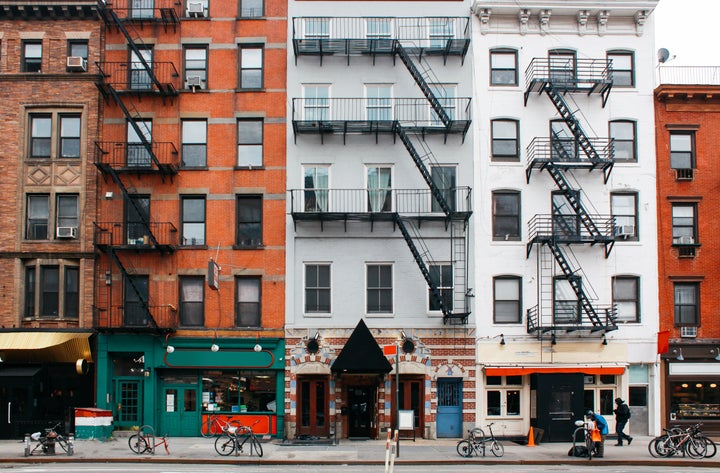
[181,119,207,167]
[26,195,49,240]
[130,47,153,91]
[184,45,207,89]
[670,131,695,179]
[236,277,261,326]
[303,166,329,212]
[365,85,392,121]
[367,166,392,212]
[613,276,639,323]
[30,114,52,158]
[428,18,454,48]
[240,0,263,18]
[239,45,263,89]
[607,51,634,87]
[127,119,152,167]
[236,195,262,248]
[493,276,521,323]
[429,264,453,312]
[492,191,520,240]
[303,85,330,121]
[305,264,330,314]
[431,166,457,212]
[486,376,522,416]
[56,194,79,235]
[490,49,518,86]
[430,84,456,124]
[367,264,392,314]
[29,112,82,159]
[180,276,205,326]
[181,196,206,246]
[609,120,636,162]
[491,119,519,161]
[674,282,699,327]
[672,203,696,245]
[23,40,42,72]
[237,119,263,167]
[25,262,79,319]
[611,192,638,240]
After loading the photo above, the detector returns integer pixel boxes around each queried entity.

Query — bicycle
[201,414,242,438]
[214,419,263,457]
[24,422,70,456]
[128,425,170,455]
[456,422,504,458]
[570,419,597,460]
[648,423,708,459]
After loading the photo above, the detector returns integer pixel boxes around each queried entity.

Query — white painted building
[285,1,477,439]
[470,0,661,441]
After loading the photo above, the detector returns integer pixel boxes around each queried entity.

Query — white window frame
[365,84,393,122]
[303,262,332,317]
[485,375,523,417]
[366,262,394,317]
[303,84,330,121]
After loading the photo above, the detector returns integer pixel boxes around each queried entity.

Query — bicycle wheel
[250,434,263,457]
[214,434,236,456]
[585,435,594,460]
[54,435,68,453]
[685,435,707,459]
[648,436,664,458]
[490,440,504,457]
[701,435,717,458]
[654,436,676,457]
[128,434,149,454]
[456,439,474,457]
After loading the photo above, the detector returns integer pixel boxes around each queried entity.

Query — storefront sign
[669,363,720,376]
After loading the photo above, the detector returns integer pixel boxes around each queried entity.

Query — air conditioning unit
[186,75,203,88]
[187,2,205,17]
[56,226,78,239]
[614,225,635,238]
[681,326,697,338]
[66,56,87,72]
[675,236,695,245]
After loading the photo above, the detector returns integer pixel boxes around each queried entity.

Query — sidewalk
[0,435,718,467]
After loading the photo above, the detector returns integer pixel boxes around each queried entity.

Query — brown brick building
[655,67,720,434]
[92,0,286,436]
[0,1,100,438]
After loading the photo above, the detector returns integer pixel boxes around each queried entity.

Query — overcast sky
[654,0,720,66]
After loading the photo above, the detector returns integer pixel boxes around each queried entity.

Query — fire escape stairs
[105,247,161,332]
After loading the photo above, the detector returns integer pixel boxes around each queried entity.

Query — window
[180,276,205,326]
[60,115,81,158]
[607,51,634,87]
[365,85,392,121]
[304,18,329,38]
[670,132,695,170]
[239,45,263,89]
[613,276,639,323]
[131,0,154,19]
[130,47,153,91]
[181,196,206,246]
[610,120,636,162]
[29,112,81,159]
[554,276,580,324]
[236,277,261,326]
[584,375,618,416]
[125,195,150,244]
[305,264,330,313]
[26,195,49,240]
[24,262,79,319]
[303,85,330,121]
[237,119,263,167]
[674,282,699,327]
[549,50,576,83]
[240,0,263,17]
[68,40,88,61]
[184,46,207,89]
[429,18,454,48]
[490,49,518,86]
[672,203,696,245]
[486,376,522,416]
[182,119,207,167]
[30,114,51,158]
[492,191,520,240]
[236,195,262,248]
[551,120,577,161]
[56,194,79,233]
[611,192,637,240]
[429,264,453,312]
[303,166,329,212]
[431,166,457,212]
[23,40,42,72]
[491,119,519,161]
[367,264,392,314]
[367,166,392,212]
[430,84,456,123]
[494,276,521,323]
[127,119,152,167]
[366,18,392,39]
[124,275,149,326]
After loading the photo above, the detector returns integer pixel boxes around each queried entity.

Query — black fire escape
[93,0,180,333]
[291,17,472,324]
[524,57,618,336]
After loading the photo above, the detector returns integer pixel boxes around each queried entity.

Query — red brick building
[655,67,720,433]
[0,0,100,438]
[93,0,287,436]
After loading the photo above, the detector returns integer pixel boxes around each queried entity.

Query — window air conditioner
[186,75,203,88]
[56,226,78,239]
[187,2,205,17]
[675,236,695,245]
[66,56,88,72]
[614,225,635,238]
[681,326,697,338]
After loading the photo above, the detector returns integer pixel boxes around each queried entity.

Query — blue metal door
[436,378,462,437]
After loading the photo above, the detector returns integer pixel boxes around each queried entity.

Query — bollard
[67,433,74,456]
[23,434,30,457]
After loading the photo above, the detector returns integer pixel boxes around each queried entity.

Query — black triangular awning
[331,319,392,374]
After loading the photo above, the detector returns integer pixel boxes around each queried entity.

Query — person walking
[614,397,633,446]
[586,410,608,458]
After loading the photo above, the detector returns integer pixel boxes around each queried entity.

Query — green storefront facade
[96,334,285,437]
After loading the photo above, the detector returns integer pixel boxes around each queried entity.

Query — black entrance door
[348,385,374,438]
[536,373,584,442]
[0,369,38,439]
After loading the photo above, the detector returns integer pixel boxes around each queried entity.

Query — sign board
[383,344,397,356]
[398,410,414,430]
[207,260,219,290]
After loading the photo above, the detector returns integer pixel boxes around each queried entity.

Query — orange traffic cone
[527,426,536,447]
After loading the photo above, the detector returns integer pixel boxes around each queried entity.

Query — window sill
[235,165,265,170]
[366,312,394,318]
[233,245,264,250]
[303,312,332,318]
[179,244,208,249]
[236,88,266,93]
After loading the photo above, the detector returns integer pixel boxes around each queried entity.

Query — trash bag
[568,445,589,457]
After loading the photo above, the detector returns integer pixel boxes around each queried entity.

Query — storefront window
[670,381,720,420]
[486,376,522,416]
[202,370,276,413]
[584,374,617,415]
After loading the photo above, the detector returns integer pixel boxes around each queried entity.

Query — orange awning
[485,366,625,376]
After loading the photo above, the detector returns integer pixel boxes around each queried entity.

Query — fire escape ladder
[545,163,601,239]
[395,41,451,128]
[450,220,470,319]
[546,242,602,327]
[395,124,452,216]
[106,247,159,330]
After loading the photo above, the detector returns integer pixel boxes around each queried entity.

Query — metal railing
[93,304,178,330]
[97,61,180,93]
[291,97,471,125]
[525,58,612,89]
[100,0,179,20]
[289,188,472,215]
[527,215,615,242]
[526,304,617,333]
[95,141,179,172]
[526,137,614,166]
[657,66,720,85]
[94,221,178,248]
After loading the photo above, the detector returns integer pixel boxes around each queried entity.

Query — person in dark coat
[613,397,633,446]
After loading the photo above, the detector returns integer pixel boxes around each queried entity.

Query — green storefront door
[162,385,199,436]
[115,378,143,429]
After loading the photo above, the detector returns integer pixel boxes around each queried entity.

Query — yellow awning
[0,331,92,363]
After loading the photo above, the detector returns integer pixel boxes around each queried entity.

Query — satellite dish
[658,48,670,64]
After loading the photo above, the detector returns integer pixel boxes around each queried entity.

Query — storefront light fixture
[253,343,262,352]
[499,334,506,345]
[602,335,608,346]
[674,348,684,361]
[714,347,720,361]
[211,343,219,352]
[166,345,175,354]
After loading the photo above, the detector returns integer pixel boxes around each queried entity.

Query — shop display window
[670,380,720,420]
[202,370,276,413]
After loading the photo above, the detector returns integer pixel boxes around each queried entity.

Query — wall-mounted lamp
[0,355,3,363]
[104,191,114,200]
[499,334,506,346]
[210,343,219,352]
[166,345,175,354]
[314,331,320,340]
[253,343,262,352]
[674,348,684,361]
[712,347,720,362]
[400,330,407,340]
[551,333,557,345]
[602,335,608,346]
[105,271,112,286]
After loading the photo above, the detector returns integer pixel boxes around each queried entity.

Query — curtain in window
[304,168,328,212]
[368,167,391,212]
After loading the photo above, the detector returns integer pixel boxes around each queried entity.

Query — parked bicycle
[24,422,71,456]
[456,422,504,458]
[201,414,242,438]
[214,419,263,457]
[648,422,715,459]
[569,418,598,460]
[128,425,170,455]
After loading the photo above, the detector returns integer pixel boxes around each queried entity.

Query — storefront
[96,334,285,437]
